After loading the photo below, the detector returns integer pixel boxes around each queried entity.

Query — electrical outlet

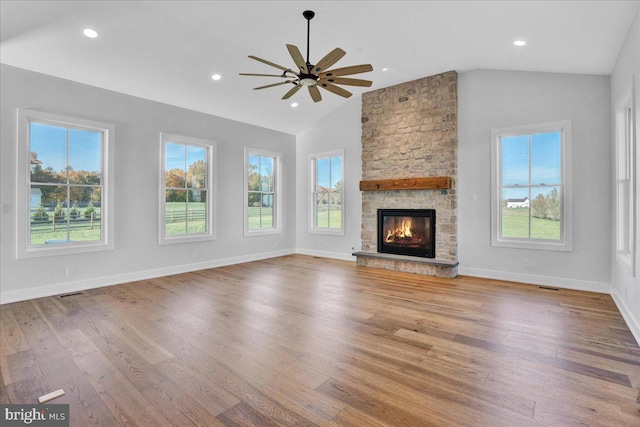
[193,250,200,260]
[65,266,75,278]
[524,261,532,270]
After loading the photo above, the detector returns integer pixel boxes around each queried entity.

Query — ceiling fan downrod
[303,10,315,72]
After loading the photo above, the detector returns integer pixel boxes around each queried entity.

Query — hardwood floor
[1,254,639,426]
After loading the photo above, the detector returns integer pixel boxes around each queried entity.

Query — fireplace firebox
[378,209,436,258]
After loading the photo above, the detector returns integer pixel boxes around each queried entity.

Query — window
[244,148,281,236]
[310,150,344,235]
[615,90,636,267]
[16,109,114,258]
[491,120,572,251]
[160,133,215,244]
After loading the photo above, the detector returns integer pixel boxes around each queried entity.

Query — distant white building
[30,188,42,208]
[506,197,529,208]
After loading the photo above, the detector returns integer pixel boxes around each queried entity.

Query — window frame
[243,147,282,237]
[159,133,216,245]
[490,120,572,251]
[309,149,345,236]
[16,108,115,259]
[615,88,636,270]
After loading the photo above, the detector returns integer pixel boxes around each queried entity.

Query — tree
[546,188,561,221]
[32,202,48,221]
[531,194,547,219]
[84,201,95,219]
[54,200,65,220]
[187,159,206,189]
[69,202,80,219]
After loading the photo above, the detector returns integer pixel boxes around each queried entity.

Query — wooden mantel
[359,176,451,191]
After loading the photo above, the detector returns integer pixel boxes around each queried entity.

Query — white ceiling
[1,1,638,135]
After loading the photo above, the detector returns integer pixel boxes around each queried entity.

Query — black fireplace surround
[378,209,436,258]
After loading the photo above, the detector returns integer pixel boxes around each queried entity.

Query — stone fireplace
[353,71,458,278]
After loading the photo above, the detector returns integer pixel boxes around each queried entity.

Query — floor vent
[58,291,84,298]
[538,286,560,291]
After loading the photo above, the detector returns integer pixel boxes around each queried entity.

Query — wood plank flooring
[1,254,639,426]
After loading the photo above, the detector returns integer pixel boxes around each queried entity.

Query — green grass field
[315,207,342,229]
[501,207,560,240]
[165,202,207,235]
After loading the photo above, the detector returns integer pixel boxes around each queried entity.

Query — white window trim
[159,133,217,245]
[16,108,115,258]
[243,147,282,237]
[615,87,636,272]
[490,120,572,252]
[309,149,345,236]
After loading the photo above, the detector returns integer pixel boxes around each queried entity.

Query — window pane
[501,135,529,186]
[30,185,68,245]
[260,156,274,192]
[166,143,186,188]
[261,193,274,228]
[329,192,342,229]
[166,190,187,235]
[69,188,102,242]
[501,187,529,239]
[69,129,102,184]
[330,157,342,189]
[530,186,561,240]
[187,190,207,234]
[30,122,67,184]
[316,158,330,189]
[248,155,260,191]
[316,192,329,228]
[187,146,207,189]
[248,203,260,230]
[531,132,561,185]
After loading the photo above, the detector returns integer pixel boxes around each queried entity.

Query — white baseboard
[457,266,610,294]
[295,248,356,262]
[610,288,640,346]
[0,249,295,304]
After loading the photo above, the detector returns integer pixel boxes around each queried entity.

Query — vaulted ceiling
[1,1,638,135]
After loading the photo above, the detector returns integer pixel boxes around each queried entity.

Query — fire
[385,219,412,242]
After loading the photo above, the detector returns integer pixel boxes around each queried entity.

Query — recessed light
[513,40,526,47]
[211,74,222,81]
[291,102,299,108]
[382,68,389,71]
[83,28,98,38]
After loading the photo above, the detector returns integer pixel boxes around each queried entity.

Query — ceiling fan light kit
[240,10,373,103]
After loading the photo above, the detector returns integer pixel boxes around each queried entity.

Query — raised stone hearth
[356,70,458,278]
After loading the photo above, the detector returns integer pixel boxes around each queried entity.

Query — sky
[165,142,207,171]
[316,156,342,188]
[30,123,101,173]
[501,131,561,200]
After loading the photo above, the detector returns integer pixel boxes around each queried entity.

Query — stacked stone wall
[360,71,458,272]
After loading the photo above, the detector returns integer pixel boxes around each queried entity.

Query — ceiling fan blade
[313,48,346,73]
[318,77,372,87]
[320,64,373,77]
[240,73,288,78]
[282,84,302,100]
[248,55,294,73]
[308,86,322,102]
[286,44,308,73]
[254,81,292,90]
[318,82,352,98]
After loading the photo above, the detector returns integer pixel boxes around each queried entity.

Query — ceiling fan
[239,10,373,103]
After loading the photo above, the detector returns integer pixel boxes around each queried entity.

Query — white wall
[295,97,363,260]
[0,64,296,303]
[457,69,612,293]
[610,9,640,343]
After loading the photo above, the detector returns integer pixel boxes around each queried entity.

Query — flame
[385,219,412,242]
